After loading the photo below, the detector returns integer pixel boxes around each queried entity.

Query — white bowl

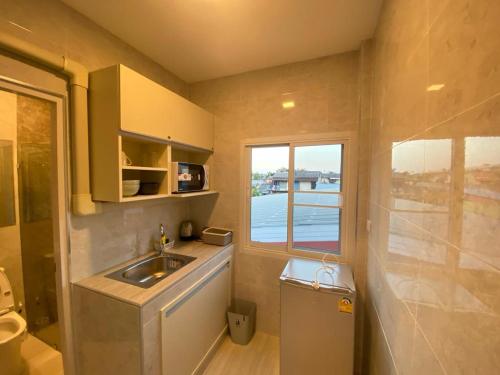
[122,181,140,196]
[122,179,140,185]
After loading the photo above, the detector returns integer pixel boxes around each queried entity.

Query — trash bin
[227,299,256,345]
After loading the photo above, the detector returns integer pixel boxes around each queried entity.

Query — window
[244,135,354,258]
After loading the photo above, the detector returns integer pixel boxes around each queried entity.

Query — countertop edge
[72,242,234,306]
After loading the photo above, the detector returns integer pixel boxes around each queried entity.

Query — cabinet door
[161,261,230,375]
[119,65,174,140]
[170,94,214,151]
[119,65,214,150]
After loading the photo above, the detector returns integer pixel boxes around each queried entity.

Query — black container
[139,182,160,195]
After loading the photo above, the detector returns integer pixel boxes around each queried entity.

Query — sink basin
[105,253,196,288]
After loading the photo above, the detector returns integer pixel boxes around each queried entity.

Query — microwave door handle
[200,168,206,190]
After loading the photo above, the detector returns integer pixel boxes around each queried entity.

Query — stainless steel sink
[105,253,196,288]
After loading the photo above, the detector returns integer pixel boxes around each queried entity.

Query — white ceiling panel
[61,0,382,82]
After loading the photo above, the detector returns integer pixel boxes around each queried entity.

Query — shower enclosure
[0,86,60,349]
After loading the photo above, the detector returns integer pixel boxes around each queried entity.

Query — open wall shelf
[169,191,219,199]
[120,194,171,203]
[89,64,217,203]
[91,131,216,202]
[121,166,168,172]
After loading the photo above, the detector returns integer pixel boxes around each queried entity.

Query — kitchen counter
[74,241,233,306]
[73,240,233,375]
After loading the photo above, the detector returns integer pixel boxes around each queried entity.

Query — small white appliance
[280,258,356,375]
[171,162,209,193]
[179,221,193,240]
[0,267,27,375]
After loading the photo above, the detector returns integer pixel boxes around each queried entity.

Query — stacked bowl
[122,180,140,196]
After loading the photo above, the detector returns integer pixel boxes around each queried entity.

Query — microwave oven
[171,162,209,193]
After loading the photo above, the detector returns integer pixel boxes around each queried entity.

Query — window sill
[242,244,345,263]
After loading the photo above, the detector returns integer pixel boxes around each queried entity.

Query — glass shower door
[0,87,60,349]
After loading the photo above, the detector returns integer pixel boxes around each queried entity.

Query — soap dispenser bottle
[159,223,169,253]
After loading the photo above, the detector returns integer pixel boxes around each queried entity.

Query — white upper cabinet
[166,92,215,151]
[89,65,216,203]
[90,64,214,151]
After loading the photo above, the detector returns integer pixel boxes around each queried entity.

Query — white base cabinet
[161,260,230,375]
[73,247,233,375]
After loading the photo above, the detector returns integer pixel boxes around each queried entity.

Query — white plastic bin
[227,299,256,345]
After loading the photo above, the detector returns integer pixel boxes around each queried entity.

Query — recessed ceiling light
[427,84,445,92]
[282,101,295,109]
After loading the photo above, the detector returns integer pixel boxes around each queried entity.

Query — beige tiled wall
[0,0,191,282]
[366,0,500,373]
[189,52,361,335]
[70,200,189,281]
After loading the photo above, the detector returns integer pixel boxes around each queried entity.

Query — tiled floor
[204,332,279,375]
[21,334,63,375]
[34,323,60,350]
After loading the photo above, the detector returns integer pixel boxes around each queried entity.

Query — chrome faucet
[159,224,167,255]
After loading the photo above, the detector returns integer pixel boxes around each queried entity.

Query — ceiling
[62,0,383,83]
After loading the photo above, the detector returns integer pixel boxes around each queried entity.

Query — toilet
[0,267,27,375]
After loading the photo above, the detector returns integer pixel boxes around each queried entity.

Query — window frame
[240,132,357,262]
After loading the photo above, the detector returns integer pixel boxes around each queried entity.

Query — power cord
[311,253,337,290]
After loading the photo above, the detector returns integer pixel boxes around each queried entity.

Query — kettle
[180,221,193,240]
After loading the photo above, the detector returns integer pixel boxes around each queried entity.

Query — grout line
[371,91,500,159]
[397,261,448,374]
[371,201,500,273]
[368,206,499,316]
[367,195,493,373]
[368,297,400,375]
[368,245,448,374]
[414,318,449,374]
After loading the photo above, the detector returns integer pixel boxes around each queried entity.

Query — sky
[251,145,343,174]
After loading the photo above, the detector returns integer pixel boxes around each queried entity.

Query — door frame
[0,77,75,374]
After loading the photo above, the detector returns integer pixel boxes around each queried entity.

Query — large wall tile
[409,326,444,374]
[428,0,500,125]
[415,244,500,373]
[364,297,398,375]
[367,0,500,373]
